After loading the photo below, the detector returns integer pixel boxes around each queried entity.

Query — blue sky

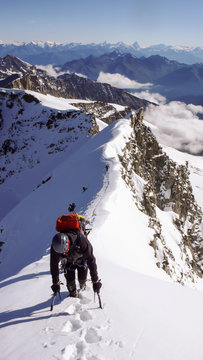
[0,0,203,47]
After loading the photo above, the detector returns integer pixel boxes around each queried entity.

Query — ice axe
[94,291,103,309]
[97,292,103,309]
[50,282,63,311]
[50,290,62,311]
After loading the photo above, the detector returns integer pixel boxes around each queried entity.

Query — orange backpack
[56,213,85,232]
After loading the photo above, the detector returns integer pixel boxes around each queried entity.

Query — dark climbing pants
[65,263,88,288]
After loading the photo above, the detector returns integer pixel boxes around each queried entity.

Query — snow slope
[0,89,96,220]
[1,257,203,360]
[0,97,203,359]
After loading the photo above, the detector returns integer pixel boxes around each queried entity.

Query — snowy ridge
[0,92,203,359]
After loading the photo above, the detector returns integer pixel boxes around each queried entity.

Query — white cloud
[75,72,87,78]
[97,72,167,106]
[144,101,203,155]
[131,90,166,105]
[36,64,64,77]
[36,65,87,79]
[97,71,152,89]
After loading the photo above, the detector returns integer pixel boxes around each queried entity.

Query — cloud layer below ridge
[144,102,203,155]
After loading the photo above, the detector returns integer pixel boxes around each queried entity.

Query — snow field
[1,254,203,360]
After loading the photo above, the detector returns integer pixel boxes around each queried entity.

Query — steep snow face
[0,89,99,220]
[163,146,203,211]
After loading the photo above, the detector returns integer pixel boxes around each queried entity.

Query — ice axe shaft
[50,291,62,311]
[50,293,56,311]
[94,292,103,309]
[97,293,103,309]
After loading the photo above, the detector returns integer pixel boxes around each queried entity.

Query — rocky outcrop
[2,139,17,155]
[119,110,203,284]
[70,101,131,125]
[8,67,151,111]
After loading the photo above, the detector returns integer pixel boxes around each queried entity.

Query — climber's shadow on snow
[0,271,50,289]
[0,291,68,329]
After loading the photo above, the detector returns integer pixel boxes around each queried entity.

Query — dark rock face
[0,73,21,87]
[119,110,203,283]
[22,93,40,103]
[8,68,151,111]
[70,101,131,125]
[2,139,17,155]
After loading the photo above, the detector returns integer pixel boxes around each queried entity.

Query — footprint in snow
[62,341,87,360]
[80,310,92,321]
[70,319,82,331]
[62,317,82,333]
[84,327,101,344]
[80,296,91,305]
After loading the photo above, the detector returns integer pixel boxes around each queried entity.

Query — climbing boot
[79,280,86,291]
[67,280,78,297]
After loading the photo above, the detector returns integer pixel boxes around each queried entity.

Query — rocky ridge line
[119,109,203,284]
[6,67,151,111]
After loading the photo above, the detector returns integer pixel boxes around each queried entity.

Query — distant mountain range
[59,51,183,82]
[1,40,203,65]
[0,56,150,110]
[1,53,203,105]
[58,52,203,101]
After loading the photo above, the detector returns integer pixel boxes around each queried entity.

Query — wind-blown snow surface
[1,98,203,359]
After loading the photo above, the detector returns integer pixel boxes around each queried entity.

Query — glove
[51,283,60,294]
[93,279,102,293]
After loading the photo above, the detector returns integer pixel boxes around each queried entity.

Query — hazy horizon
[0,0,203,48]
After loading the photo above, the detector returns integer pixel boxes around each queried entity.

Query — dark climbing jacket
[50,231,98,284]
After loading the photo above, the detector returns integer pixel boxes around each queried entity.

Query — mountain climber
[50,228,102,297]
